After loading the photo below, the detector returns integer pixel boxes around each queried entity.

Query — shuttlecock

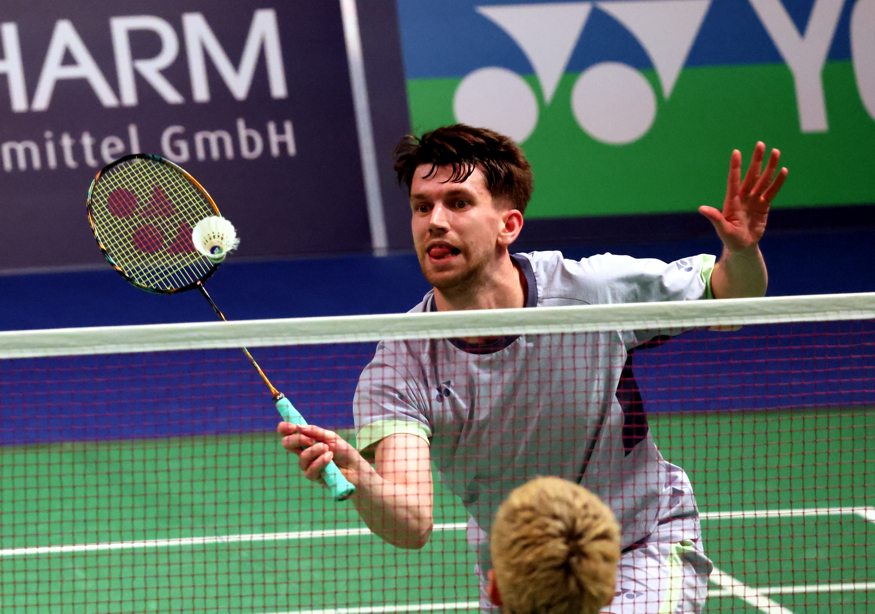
[192,216,240,263]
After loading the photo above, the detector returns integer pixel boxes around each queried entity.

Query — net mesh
[1,293,873,613]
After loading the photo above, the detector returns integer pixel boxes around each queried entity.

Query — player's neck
[433,257,527,343]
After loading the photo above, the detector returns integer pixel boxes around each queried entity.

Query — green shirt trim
[699,254,717,299]
[356,419,431,456]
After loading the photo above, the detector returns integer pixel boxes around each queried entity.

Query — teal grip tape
[275,396,355,501]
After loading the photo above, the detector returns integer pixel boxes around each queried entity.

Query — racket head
[86,154,223,294]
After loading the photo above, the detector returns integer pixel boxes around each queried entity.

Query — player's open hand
[277,422,361,484]
[698,142,788,253]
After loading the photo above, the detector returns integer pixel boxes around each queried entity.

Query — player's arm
[278,424,433,549]
[698,142,788,299]
[352,433,434,549]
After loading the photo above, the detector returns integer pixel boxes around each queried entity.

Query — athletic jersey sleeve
[524,250,716,347]
[353,339,433,457]
[586,252,715,303]
[529,251,714,304]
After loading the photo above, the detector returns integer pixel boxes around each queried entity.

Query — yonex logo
[454,1,710,145]
[453,1,875,144]
[435,380,453,403]
[105,185,195,255]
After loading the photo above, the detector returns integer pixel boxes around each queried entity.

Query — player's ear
[486,569,502,606]
[498,206,523,248]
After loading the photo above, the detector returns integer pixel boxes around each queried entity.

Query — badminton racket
[85,153,355,501]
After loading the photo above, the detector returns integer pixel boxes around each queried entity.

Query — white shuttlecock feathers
[192,216,240,263]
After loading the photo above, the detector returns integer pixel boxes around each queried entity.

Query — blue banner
[0,1,375,271]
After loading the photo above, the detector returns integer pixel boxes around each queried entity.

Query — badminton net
[0,292,873,613]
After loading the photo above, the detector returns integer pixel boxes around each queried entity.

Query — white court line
[700,506,874,520]
[709,568,795,614]
[278,582,875,613]
[278,603,478,614]
[0,523,465,557]
[269,582,875,614]
[3,508,873,557]
[710,582,875,597]
[4,507,875,557]
[4,508,872,614]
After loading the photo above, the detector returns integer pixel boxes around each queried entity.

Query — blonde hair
[490,476,621,614]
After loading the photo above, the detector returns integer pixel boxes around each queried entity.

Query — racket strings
[88,157,220,291]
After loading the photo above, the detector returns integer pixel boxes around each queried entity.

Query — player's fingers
[740,142,765,194]
[751,148,780,195]
[698,205,733,243]
[698,205,724,227]
[279,423,332,449]
[298,424,349,453]
[763,167,789,202]
[276,421,298,435]
[297,423,336,441]
[709,324,743,332]
[299,441,328,465]
[281,433,316,454]
[725,149,741,202]
[307,452,334,482]
[299,443,332,480]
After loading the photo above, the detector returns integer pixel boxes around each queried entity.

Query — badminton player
[278,124,788,612]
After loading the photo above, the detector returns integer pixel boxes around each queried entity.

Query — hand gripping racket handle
[275,396,356,501]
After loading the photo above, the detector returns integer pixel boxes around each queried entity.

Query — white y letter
[851,0,875,121]
[749,0,843,132]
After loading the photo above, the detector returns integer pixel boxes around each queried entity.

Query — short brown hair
[393,124,534,214]
[490,476,621,614]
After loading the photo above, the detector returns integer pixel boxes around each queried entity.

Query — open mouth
[427,244,461,260]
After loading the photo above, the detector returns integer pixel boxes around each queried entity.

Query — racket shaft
[275,396,356,501]
[195,286,353,500]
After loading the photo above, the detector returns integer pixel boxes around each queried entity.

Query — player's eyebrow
[410,185,479,203]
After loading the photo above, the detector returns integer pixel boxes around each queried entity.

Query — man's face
[409,164,511,294]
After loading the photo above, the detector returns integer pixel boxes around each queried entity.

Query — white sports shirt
[353,250,716,568]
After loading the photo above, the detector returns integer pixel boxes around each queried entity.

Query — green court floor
[2,408,872,613]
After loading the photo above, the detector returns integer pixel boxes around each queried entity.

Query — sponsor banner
[0,1,371,271]
[398,0,875,220]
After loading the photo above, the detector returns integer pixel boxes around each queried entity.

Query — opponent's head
[393,124,533,214]
[488,476,621,614]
